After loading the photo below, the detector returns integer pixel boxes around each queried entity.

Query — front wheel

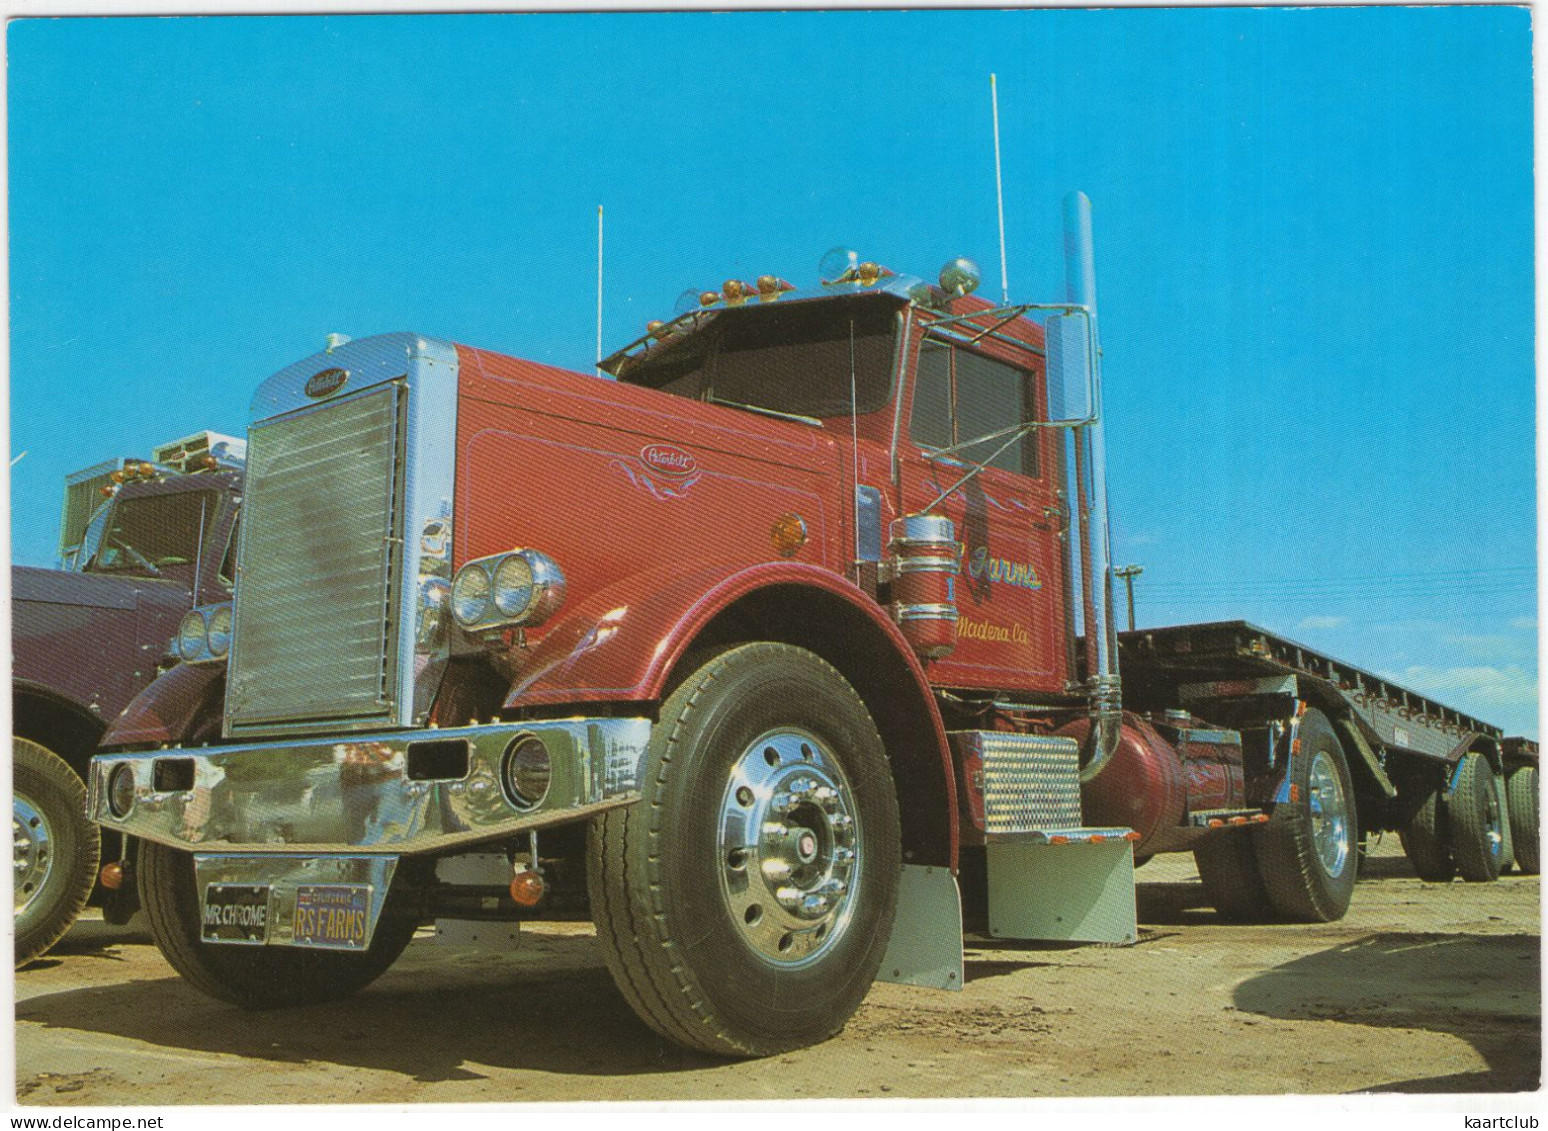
[138,840,418,1008]
[1255,708,1358,922]
[14,738,100,966]
[587,642,901,1057]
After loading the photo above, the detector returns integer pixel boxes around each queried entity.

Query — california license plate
[292,884,371,950]
[202,884,271,945]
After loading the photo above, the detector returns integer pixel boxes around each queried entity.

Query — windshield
[85,490,221,577]
[621,297,898,419]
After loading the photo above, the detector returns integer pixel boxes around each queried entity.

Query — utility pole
[1115,564,1144,631]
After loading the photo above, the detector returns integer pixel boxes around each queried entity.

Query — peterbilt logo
[305,367,349,398]
[640,444,696,477]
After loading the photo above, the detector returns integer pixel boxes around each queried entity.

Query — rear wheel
[1400,771,1455,882]
[14,738,100,967]
[1255,708,1357,922]
[1194,831,1273,922]
[1449,751,1506,883]
[138,840,417,1008]
[1506,764,1539,875]
[1494,770,1516,873]
[587,642,901,1057]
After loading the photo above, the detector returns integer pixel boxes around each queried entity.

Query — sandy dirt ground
[13,836,1540,1105]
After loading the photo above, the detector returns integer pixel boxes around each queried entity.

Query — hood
[11,564,186,610]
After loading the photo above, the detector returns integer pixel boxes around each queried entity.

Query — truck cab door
[897,333,1068,695]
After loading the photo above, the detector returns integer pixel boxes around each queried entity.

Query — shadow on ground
[1234,931,1540,1093]
[17,931,723,1084]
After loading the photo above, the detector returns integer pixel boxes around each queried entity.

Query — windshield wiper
[95,539,162,578]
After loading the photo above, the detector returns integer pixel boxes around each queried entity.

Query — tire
[1506,764,1539,875]
[138,839,418,1008]
[1494,770,1516,873]
[1400,771,1455,882]
[1194,831,1273,923]
[1449,751,1506,882]
[1254,708,1358,922]
[14,737,100,966]
[587,642,901,1057]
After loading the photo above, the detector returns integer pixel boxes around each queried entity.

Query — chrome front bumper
[88,718,652,856]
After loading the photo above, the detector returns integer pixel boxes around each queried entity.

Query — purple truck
[12,432,243,964]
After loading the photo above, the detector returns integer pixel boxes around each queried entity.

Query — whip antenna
[991,74,1009,304]
[595,205,605,375]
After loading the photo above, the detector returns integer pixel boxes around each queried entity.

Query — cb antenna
[595,204,605,376]
[991,74,1009,304]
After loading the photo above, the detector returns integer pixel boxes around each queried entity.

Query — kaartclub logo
[610,444,703,500]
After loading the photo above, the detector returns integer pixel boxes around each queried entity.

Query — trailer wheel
[587,642,901,1057]
[138,839,417,1008]
[14,738,100,967]
[1506,764,1539,875]
[1254,708,1357,922]
[1494,770,1516,873]
[1193,831,1273,922]
[1399,773,1455,881]
[1448,752,1506,882]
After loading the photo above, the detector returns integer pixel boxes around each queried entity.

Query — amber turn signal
[509,868,547,908]
[770,512,808,557]
[99,861,126,890]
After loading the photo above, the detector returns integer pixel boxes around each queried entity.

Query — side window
[909,342,1039,477]
[219,518,239,586]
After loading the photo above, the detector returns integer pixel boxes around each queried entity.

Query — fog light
[501,735,552,810]
[108,764,136,819]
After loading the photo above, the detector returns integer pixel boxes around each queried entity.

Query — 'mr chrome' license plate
[202,884,271,945]
[293,885,372,950]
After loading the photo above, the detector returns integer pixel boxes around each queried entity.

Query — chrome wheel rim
[717,727,861,968]
[1484,772,1505,858]
[1308,750,1350,878]
[13,794,54,917]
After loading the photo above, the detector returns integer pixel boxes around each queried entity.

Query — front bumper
[88,717,652,856]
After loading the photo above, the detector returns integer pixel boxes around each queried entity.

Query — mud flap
[876,864,964,990]
[987,836,1137,944]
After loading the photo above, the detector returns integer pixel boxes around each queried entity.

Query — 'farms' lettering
[967,548,1043,590]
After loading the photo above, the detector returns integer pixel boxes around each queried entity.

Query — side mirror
[1045,311,1095,425]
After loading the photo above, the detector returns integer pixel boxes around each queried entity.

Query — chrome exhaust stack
[1058,192,1122,780]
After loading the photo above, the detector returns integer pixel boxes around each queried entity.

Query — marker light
[856,261,882,285]
[771,513,809,557]
[646,320,669,340]
[99,862,126,890]
[756,275,795,301]
[722,279,754,304]
[510,868,547,908]
[699,290,720,308]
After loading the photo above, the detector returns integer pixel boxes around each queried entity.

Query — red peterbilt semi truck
[88,194,1537,1055]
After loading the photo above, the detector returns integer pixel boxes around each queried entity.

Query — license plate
[292,884,372,950]
[202,884,271,945]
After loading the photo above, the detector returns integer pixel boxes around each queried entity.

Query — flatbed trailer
[1119,620,1537,879]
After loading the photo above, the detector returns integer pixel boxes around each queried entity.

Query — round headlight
[502,734,552,810]
[451,564,492,627]
[493,554,535,618]
[178,610,207,661]
[108,763,136,819]
[206,605,232,658]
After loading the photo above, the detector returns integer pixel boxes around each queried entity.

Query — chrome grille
[227,386,403,732]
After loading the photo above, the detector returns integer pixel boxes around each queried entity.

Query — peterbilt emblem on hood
[640,444,696,477]
[305,367,349,399]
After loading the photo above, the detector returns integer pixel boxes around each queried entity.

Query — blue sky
[8,9,1537,736]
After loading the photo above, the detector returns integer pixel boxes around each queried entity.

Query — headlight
[178,610,207,661]
[206,605,232,657]
[450,550,566,634]
[451,565,492,627]
[493,554,535,617]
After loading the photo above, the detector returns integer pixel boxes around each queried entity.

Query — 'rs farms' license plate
[202,884,271,945]
[293,885,372,949]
